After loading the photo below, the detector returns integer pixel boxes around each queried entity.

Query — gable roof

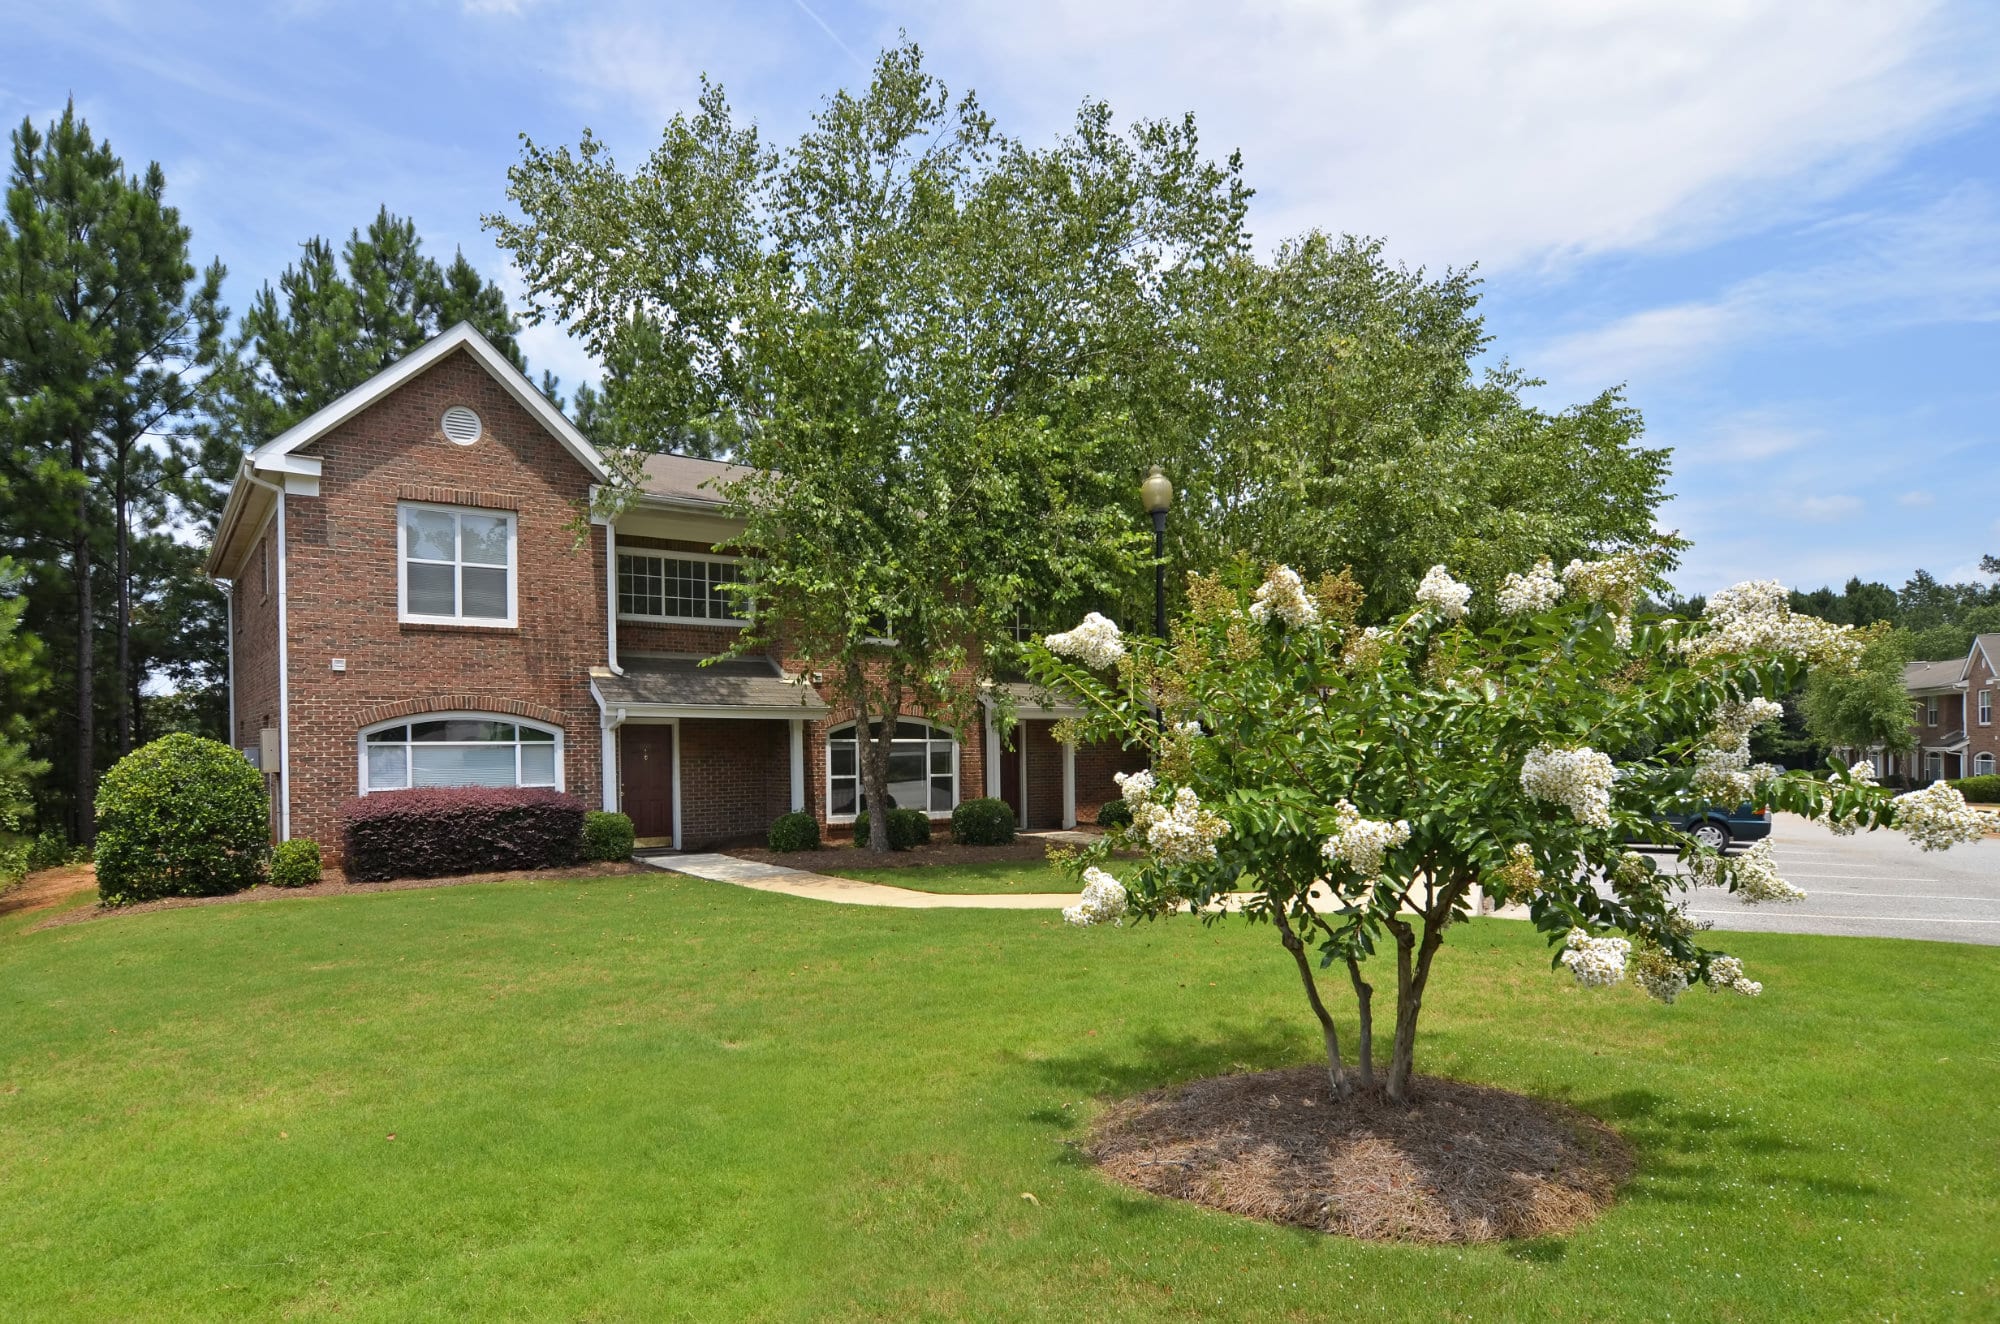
[1903,659,1966,693]
[1970,634,2000,682]
[251,322,609,483]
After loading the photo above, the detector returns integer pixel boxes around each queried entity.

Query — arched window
[1977,753,1996,776]
[360,714,562,793]
[826,720,956,817]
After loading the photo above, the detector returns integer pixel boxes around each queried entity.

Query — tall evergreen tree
[0,103,225,840]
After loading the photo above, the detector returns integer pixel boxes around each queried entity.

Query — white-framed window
[1980,690,1992,726]
[1976,752,1996,776]
[1926,752,1944,782]
[398,502,516,627]
[1926,697,1939,726]
[617,550,745,625]
[359,714,561,793]
[826,719,957,818]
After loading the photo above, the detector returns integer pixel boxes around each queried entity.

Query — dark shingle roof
[593,656,824,714]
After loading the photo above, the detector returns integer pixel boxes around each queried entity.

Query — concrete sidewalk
[641,853,1081,910]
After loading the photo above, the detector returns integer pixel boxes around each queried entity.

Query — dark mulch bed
[1088,1067,1633,1244]
[32,860,654,930]
[724,833,1097,872]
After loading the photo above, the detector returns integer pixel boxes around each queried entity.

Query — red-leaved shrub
[340,788,586,882]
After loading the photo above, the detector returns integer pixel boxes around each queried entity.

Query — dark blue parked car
[1659,804,1771,851]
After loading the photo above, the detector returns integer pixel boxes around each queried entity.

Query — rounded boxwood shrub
[1951,774,2000,804]
[852,806,931,850]
[581,810,637,861]
[269,838,322,888]
[1095,798,1134,829]
[768,811,821,852]
[95,733,269,906]
[951,797,1016,846]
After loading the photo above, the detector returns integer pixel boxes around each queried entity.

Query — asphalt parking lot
[1659,812,2000,946]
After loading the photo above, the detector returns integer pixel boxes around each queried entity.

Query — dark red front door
[999,730,1023,826]
[621,725,674,840]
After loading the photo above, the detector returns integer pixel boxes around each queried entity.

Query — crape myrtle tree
[1032,557,1997,1103]
[491,45,1249,850]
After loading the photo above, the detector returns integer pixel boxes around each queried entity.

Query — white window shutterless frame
[398,502,517,627]
[359,715,562,793]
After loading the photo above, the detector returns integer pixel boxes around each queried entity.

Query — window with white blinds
[361,716,560,793]
[398,503,515,626]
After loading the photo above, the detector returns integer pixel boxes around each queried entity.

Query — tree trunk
[853,668,899,853]
[71,450,95,846]
[1384,909,1451,1103]
[115,449,132,756]
[1345,956,1375,1090]
[1273,906,1348,1099]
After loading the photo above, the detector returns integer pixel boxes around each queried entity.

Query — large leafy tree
[0,103,225,840]
[1799,624,1917,758]
[492,46,1244,848]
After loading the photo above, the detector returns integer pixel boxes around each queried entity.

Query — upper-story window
[399,502,515,627]
[617,551,744,625]
[1926,697,1939,726]
[1981,690,1992,726]
[361,715,559,793]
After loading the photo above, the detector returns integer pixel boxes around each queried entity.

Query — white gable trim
[250,322,609,483]
[1969,637,1999,684]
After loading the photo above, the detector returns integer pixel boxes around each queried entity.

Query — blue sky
[7,0,1998,596]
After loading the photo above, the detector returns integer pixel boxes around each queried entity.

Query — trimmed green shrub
[851,806,931,850]
[1951,774,2000,804]
[951,797,1016,845]
[581,811,637,860]
[768,811,821,852]
[269,839,322,888]
[341,788,585,882]
[1094,798,1133,829]
[95,734,269,906]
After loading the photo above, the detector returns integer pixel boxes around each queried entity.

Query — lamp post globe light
[1140,465,1173,639]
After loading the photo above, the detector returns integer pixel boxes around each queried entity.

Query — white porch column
[789,719,805,812]
[982,701,1001,800]
[1061,739,1077,829]
[670,720,684,851]
[599,707,619,812]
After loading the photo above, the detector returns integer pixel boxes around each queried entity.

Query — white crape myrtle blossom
[1705,955,1763,997]
[1825,759,1880,836]
[1891,781,1999,851]
[1320,800,1412,883]
[1691,839,1806,903]
[1414,565,1472,620]
[1112,768,1155,804]
[1520,744,1617,828]
[1248,564,1319,629]
[1130,786,1230,864]
[1630,952,1693,1004]
[1684,579,1860,666]
[1342,625,1389,671]
[1174,720,1203,737]
[1042,612,1125,670]
[1559,928,1630,989]
[1063,866,1130,927]
[1560,552,1650,614]
[1612,614,1634,650]
[1496,559,1563,616]
[1693,698,1786,804]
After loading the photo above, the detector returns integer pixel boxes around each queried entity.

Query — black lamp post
[1140,465,1173,638]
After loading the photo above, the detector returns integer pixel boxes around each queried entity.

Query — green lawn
[825,858,1114,894]
[1,874,1995,1321]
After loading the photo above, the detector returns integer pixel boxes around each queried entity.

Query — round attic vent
[441,406,483,445]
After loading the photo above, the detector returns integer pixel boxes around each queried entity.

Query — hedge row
[340,788,585,882]
[1951,774,2000,804]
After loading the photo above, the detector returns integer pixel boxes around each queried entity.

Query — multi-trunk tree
[1035,559,1995,1102]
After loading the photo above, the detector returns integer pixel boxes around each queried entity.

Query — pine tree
[0,103,225,840]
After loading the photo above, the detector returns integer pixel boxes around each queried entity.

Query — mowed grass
[0,874,1995,1321]
[826,858,1117,894]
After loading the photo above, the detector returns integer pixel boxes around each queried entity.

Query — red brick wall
[1074,737,1149,824]
[1968,644,1998,775]
[676,718,792,848]
[229,526,283,837]
[276,349,608,853]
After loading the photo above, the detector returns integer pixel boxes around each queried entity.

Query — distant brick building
[1879,637,2000,784]
[206,326,1135,857]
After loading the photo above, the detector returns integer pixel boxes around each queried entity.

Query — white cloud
[1789,494,1864,521]
[1899,490,1936,507]
[896,0,2000,272]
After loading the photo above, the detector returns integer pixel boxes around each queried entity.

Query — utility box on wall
[258,728,280,773]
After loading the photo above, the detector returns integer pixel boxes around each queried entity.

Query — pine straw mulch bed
[29,860,654,930]
[1087,1067,1634,1244]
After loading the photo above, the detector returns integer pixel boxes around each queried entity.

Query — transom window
[617,551,744,624]
[826,720,956,817]
[362,717,559,793]
[399,503,515,626]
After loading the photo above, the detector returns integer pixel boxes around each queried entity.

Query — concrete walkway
[641,852,1081,909]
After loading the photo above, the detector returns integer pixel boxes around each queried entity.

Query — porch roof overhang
[590,656,827,721]
[983,679,1088,720]
[1920,730,1969,753]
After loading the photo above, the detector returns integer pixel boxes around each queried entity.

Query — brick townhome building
[1877,636,2000,784]
[206,325,1142,857]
